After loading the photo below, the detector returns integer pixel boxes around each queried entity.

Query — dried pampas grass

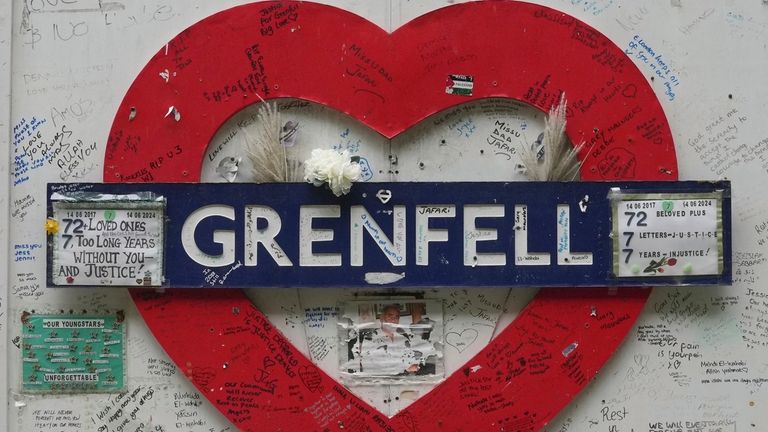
[241,96,583,184]
[519,94,584,182]
[241,102,301,182]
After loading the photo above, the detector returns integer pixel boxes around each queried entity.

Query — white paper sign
[51,201,165,286]
[613,193,722,277]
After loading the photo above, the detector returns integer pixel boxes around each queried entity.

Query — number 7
[624,211,635,226]
[622,248,634,264]
[623,232,634,247]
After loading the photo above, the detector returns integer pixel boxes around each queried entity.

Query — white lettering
[181,205,235,267]
[464,205,506,266]
[350,205,406,266]
[416,205,455,265]
[514,205,550,265]
[300,205,341,266]
[244,206,293,266]
[557,204,593,265]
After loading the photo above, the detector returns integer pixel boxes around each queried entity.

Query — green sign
[21,313,125,393]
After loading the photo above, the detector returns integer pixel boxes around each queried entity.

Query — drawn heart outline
[445,328,479,353]
[298,365,324,393]
[106,2,676,430]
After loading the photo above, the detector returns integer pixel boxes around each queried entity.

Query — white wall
[5,1,768,431]
[1,0,12,427]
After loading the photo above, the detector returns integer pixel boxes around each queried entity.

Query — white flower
[303,149,362,196]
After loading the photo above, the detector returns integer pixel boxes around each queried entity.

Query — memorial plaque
[611,192,724,278]
[21,312,125,393]
[49,192,165,287]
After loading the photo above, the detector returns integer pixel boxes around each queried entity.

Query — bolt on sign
[46,181,731,288]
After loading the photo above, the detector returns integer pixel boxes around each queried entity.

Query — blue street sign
[47,181,731,288]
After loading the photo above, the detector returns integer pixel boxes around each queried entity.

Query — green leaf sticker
[104,209,116,221]
[662,200,674,212]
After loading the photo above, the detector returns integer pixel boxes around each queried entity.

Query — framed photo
[338,300,444,382]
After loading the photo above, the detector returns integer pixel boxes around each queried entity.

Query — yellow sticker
[45,218,59,235]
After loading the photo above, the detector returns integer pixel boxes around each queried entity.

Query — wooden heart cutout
[104,1,677,430]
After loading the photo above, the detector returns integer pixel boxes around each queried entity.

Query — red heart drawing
[598,148,638,179]
[299,365,324,393]
[105,1,677,430]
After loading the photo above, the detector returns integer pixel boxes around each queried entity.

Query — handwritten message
[12,193,37,222]
[91,385,160,432]
[624,35,681,101]
[31,409,83,432]
[51,199,164,286]
[613,194,723,277]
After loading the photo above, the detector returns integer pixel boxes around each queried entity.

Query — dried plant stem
[242,102,291,183]
[520,94,584,182]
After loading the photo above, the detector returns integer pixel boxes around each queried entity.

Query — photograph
[338,301,444,381]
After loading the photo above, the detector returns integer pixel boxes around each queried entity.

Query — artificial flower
[303,149,362,196]
[45,218,59,235]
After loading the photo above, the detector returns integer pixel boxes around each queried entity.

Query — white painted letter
[350,205,406,266]
[181,205,235,267]
[463,205,506,266]
[244,206,293,266]
[556,204,593,265]
[415,205,455,266]
[300,205,341,266]
[514,205,551,265]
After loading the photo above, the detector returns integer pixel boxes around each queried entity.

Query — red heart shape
[298,365,324,393]
[598,148,638,179]
[105,1,677,430]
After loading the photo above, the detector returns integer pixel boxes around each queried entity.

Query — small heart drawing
[263,356,276,369]
[298,365,323,393]
[598,148,637,180]
[445,329,479,353]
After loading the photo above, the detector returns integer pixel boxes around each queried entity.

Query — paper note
[50,198,165,286]
[613,193,723,277]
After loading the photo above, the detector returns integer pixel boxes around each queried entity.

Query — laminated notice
[612,192,723,278]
